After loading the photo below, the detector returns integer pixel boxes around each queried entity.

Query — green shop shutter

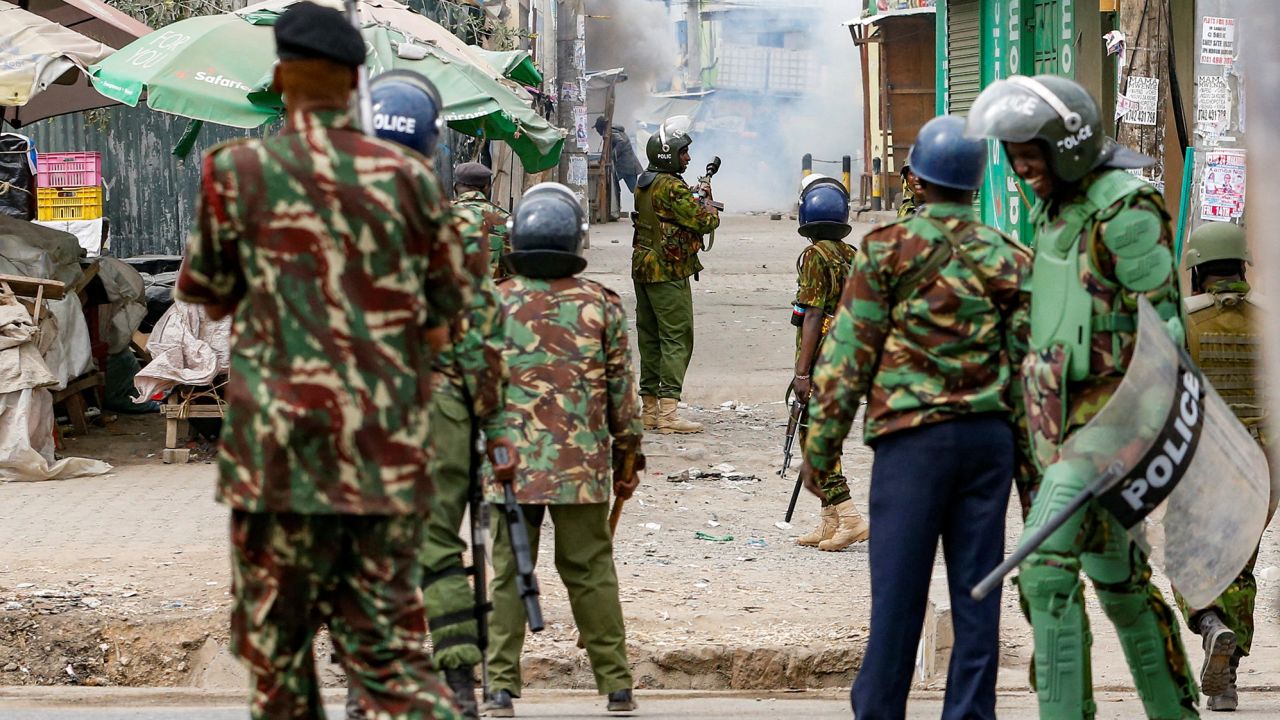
[946,0,981,115]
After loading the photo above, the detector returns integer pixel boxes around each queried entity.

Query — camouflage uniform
[631,171,719,399]
[418,198,513,673]
[793,239,857,507]
[804,202,1031,717]
[176,108,468,720]
[452,189,511,280]
[897,173,920,218]
[1018,170,1198,718]
[486,275,642,698]
[1174,278,1266,655]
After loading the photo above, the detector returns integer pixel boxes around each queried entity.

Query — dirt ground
[1,214,1279,701]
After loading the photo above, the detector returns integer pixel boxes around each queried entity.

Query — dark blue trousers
[851,414,1014,720]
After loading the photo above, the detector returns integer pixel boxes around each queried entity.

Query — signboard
[1200,16,1236,66]
[1200,149,1247,220]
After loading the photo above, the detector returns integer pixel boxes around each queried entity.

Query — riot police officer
[968,75,1199,719]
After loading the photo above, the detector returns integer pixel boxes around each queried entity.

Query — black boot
[606,689,637,712]
[481,688,514,718]
[445,667,479,718]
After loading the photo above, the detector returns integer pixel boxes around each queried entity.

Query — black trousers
[851,414,1013,720]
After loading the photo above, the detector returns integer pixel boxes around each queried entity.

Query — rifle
[342,0,375,133]
[491,445,545,632]
[466,424,492,698]
[694,156,723,250]
[780,384,808,523]
[970,463,1125,601]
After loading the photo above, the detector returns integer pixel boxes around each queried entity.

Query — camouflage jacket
[432,201,511,442]
[898,175,921,219]
[453,190,511,280]
[805,202,1032,471]
[1021,173,1179,470]
[176,109,468,515]
[491,275,643,504]
[793,238,856,353]
[632,172,719,283]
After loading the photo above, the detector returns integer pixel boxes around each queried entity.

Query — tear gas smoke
[586,0,863,213]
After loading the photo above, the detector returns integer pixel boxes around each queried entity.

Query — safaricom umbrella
[87,14,278,129]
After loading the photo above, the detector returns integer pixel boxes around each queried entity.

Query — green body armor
[1029,170,1167,382]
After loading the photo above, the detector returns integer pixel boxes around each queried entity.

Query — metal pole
[842,155,852,194]
[801,153,813,182]
[686,0,701,90]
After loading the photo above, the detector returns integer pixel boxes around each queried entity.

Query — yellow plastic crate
[37,186,103,221]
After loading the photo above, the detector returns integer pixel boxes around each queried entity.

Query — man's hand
[799,460,823,499]
[793,374,811,403]
[487,436,518,485]
[613,469,641,500]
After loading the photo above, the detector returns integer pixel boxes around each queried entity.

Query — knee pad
[1024,461,1093,556]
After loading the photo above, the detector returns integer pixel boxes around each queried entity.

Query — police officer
[790,175,869,552]
[968,75,1199,719]
[898,163,923,218]
[366,71,519,719]
[1178,221,1266,712]
[484,183,643,716]
[175,4,468,718]
[800,115,1032,718]
[452,161,511,279]
[632,116,720,433]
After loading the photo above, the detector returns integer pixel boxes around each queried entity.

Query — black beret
[454,162,493,188]
[274,2,366,68]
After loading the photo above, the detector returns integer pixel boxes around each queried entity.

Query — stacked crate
[35,152,103,221]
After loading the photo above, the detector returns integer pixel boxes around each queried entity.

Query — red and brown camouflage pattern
[805,202,1032,472]
[494,276,643,504]
[177,109,469,515]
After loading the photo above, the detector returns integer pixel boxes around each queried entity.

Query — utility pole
[557,0,588,240]
[1116,0,1170,189]
[686,0,701,90]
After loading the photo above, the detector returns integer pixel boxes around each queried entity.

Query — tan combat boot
[657,398,703,434]
[796,504,837,547]
[819,499,869,551]
[641,396,658,430]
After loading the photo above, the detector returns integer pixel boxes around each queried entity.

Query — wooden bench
[161,384,226,463]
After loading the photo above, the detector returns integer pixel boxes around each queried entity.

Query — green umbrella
[87,10,564,171]
[472,48,543,88]
[88,14,278,129]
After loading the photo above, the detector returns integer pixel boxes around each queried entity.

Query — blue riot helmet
[908,115,987,191]
[506,183,589,279]
[369,70,444,157]
[798,175,852,240]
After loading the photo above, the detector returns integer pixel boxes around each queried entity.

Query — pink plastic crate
[37,151,102,188]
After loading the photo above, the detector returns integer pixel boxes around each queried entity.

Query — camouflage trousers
[421,388,482,670]
[800,424,850,506]
[229,510,461,720]
[1176,548,1258,655]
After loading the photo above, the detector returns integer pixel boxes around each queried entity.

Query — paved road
[4,689,1280,719]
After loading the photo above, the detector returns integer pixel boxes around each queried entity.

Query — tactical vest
[1029,169,1175,382]
[633,172,701,263]
[1186,291,1266,440]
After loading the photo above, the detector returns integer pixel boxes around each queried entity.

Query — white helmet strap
[1010,76,1083,133]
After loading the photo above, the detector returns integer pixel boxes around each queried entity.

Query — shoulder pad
[636,171,659,189]
[1087,169,1155,218]
[1101,205,1162,259]
[1184,294,1215,314]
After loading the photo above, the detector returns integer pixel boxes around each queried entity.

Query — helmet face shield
[964,79,1059,144]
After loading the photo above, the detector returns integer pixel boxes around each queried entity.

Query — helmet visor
[964,79,1063,143]
[658,115,693,146]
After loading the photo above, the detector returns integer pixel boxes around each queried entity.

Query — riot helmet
[1185,220,1250,273]
[506,182,589,278]
[798,175,851,240]
[908,115,986,191]
[966,74,1151,183]
[646,115,693,173]
[369,70,444,157]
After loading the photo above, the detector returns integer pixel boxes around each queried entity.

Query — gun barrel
[503,484,545,632]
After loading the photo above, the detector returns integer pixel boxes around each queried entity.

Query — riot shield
[1055,297,1269,608]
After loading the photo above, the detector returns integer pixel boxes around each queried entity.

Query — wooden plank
[70,260,101,298]
[0,274,65,300]
[161,405,225,419]
[51,372,104,402]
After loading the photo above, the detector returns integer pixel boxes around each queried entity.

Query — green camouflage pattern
[177,109,468,516]
[898,174,920,219]
[229,511,461,720]
[794,238,857,506]
[804,202,1032,472]
[453,189,511,281]
[1021,183,1178,469]
[632,172,720,284]
[493,276,644,504]
[433,197,512,439]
